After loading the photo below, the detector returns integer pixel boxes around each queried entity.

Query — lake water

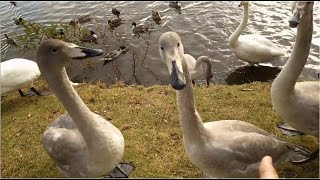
[1,1,319,86]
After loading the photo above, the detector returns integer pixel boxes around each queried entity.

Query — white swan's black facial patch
[170,61,186,90]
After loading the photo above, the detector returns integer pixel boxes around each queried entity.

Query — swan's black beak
[73,47,104,59]
[170,61,186,90]
[289,8,301,28]
[238,2,243,7]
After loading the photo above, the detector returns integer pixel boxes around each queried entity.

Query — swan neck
[272,7,313,94]
[43,67,103,145]
[176,57,205,141]
[229,5,248,46]
[205,62,212,77]
[197,57,212,77]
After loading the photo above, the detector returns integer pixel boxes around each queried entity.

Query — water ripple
[1,1,319,85]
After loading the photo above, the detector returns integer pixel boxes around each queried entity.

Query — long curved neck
[196,57,212,78]
[273,6,313,95]
[229,4,248,46]
[43,67,106,148]
[177,57,206,142]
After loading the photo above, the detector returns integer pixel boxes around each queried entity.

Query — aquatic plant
[11,17,89,53]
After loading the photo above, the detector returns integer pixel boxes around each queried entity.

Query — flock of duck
[1,1,319,178]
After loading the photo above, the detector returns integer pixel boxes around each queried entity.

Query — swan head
[238,1,249,7]
[159,31,186,90]
[289,2,314,28]
[36,39,103,70]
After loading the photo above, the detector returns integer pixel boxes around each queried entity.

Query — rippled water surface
[1,1,319,86]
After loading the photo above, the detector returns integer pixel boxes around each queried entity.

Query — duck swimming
[69,18,79,27]
[151,10,161,25]
[112,8,121,19]
[13,17,28,27]
[108,18,123,30]
[101,46,129,66]
[69,18,80,36]
[77,14,92,24]
[80,30,98,44]
[169,1,181,9]
[131,22,149,38]
[10,1,16,6]
[69,14,91,29]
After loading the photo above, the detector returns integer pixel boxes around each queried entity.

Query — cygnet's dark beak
[288,8,301,28]
[170,61,186,90]
[73,47,103,59]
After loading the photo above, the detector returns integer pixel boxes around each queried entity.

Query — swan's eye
[161,47,164,51]
[177,43,180,47]
[52,48,58,53]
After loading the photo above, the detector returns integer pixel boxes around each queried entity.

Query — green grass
[1,79,319,178]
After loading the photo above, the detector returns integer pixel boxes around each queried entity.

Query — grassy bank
[1,79,318,178]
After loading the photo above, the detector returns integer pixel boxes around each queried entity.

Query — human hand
[259,156,279,179]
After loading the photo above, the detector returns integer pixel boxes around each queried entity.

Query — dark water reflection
[1,1,319,86]
[225,65,281,85]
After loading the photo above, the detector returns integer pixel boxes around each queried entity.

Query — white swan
[36,39,133,178]
[1,58,41,97]
[159,31,311,178]
[1,58,81,97]
[228,1,285,65]
[271,2,318,157]
[184,55,213,86]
